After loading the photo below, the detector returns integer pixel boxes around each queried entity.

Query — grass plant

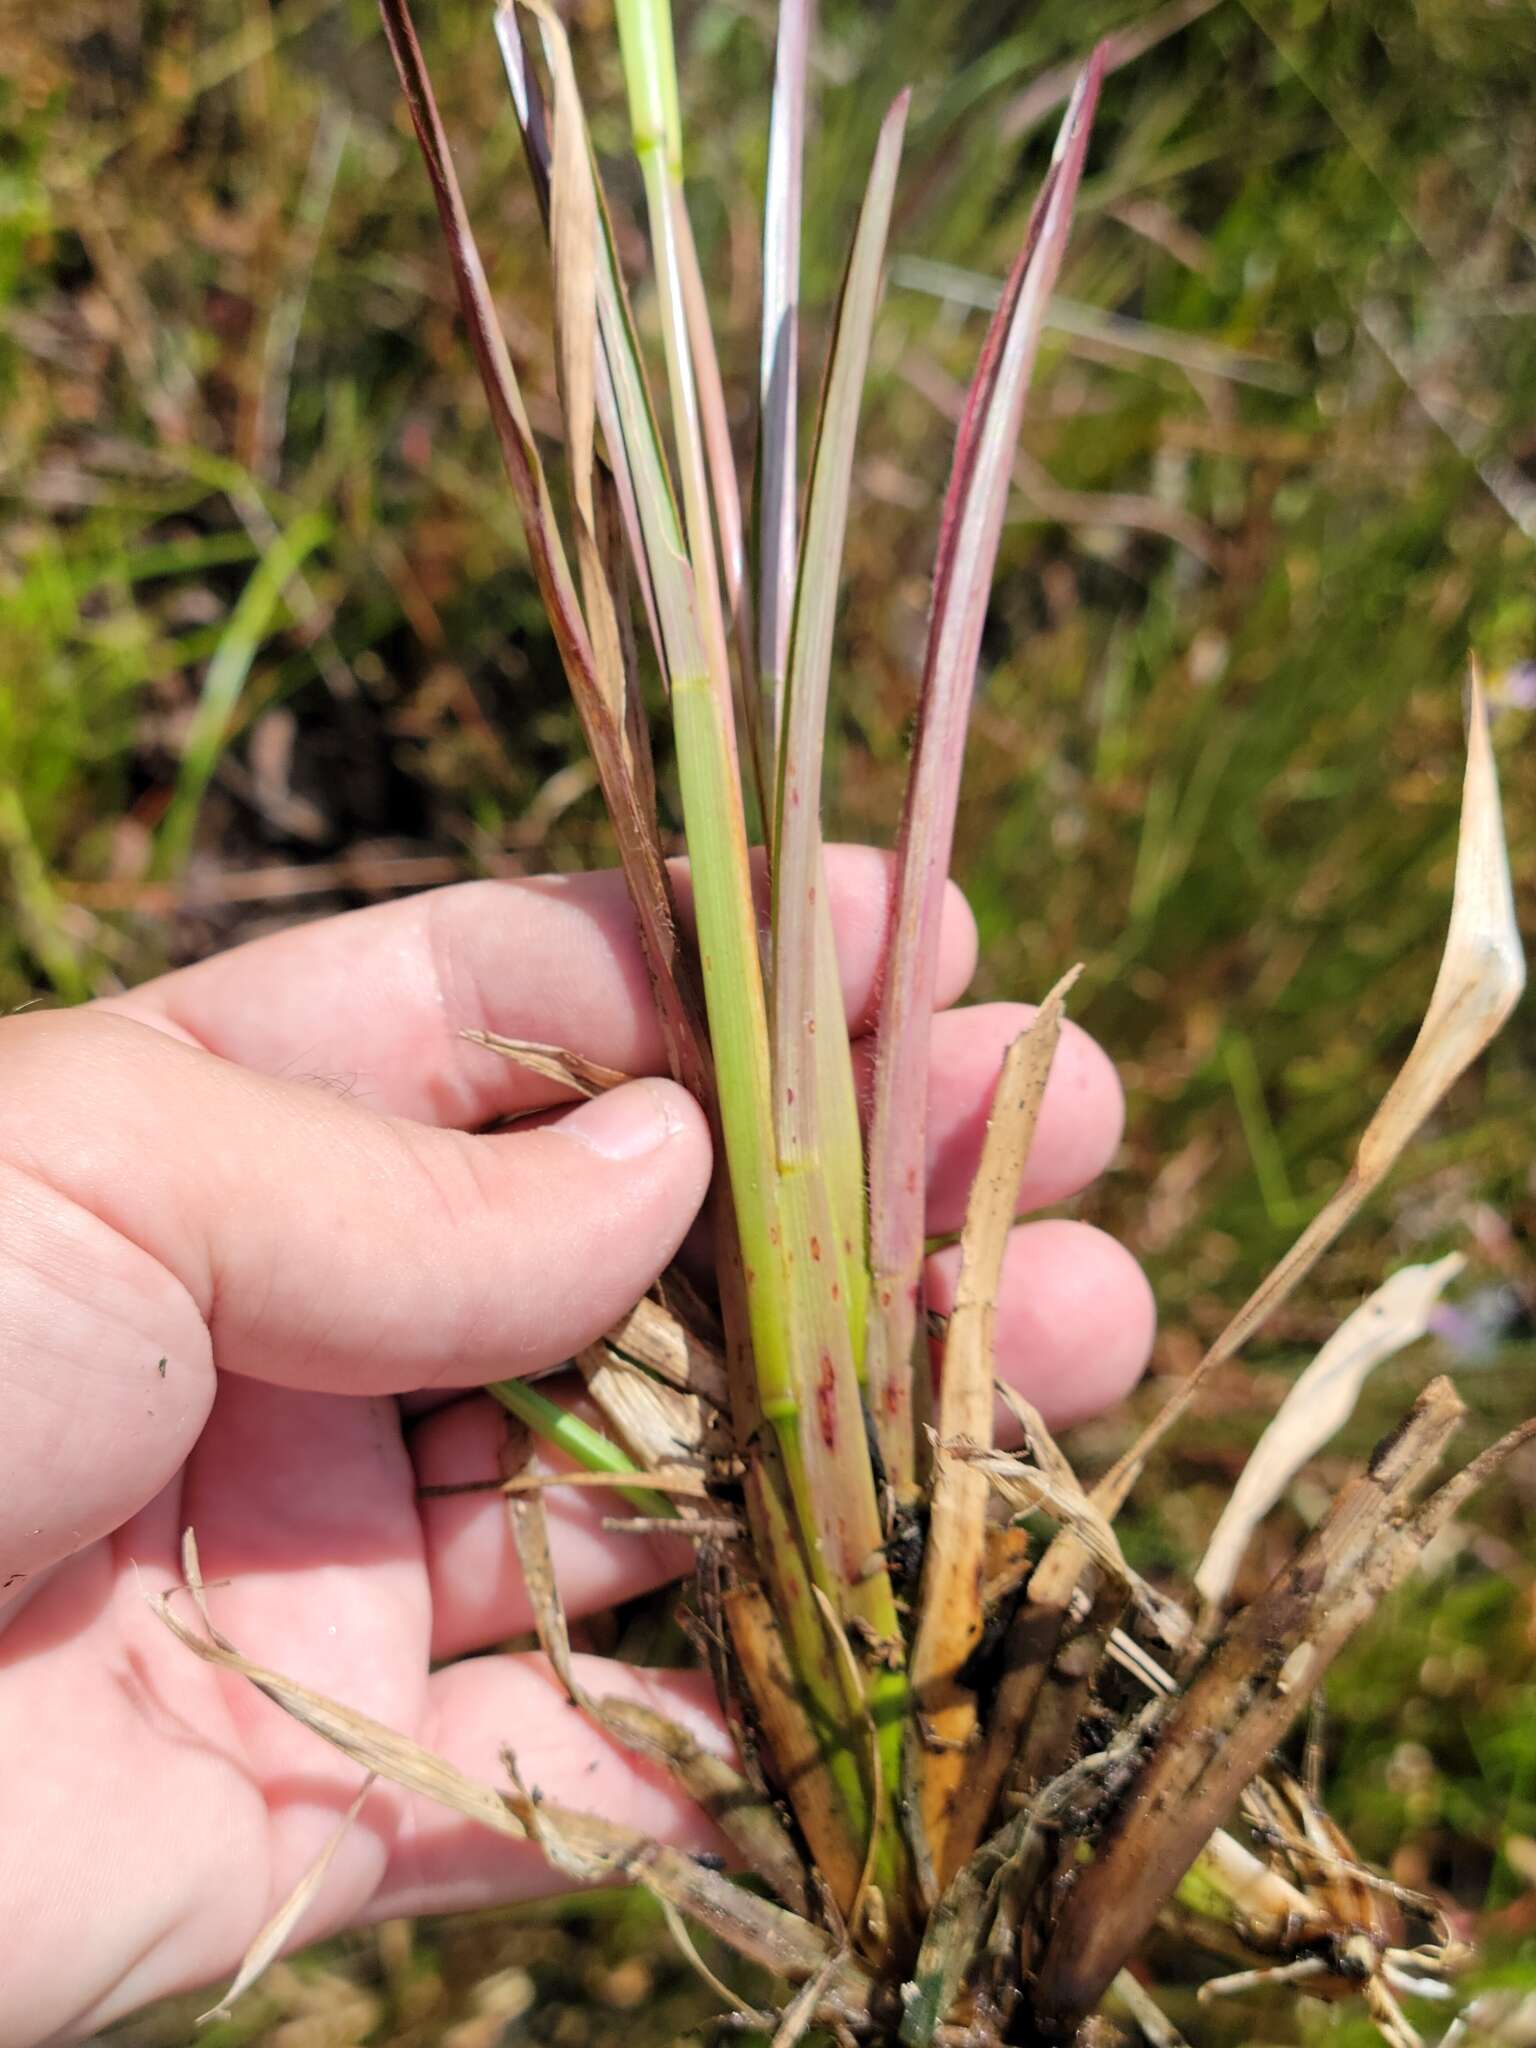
[7,3,1536,2042]
[142,3,1530,2041]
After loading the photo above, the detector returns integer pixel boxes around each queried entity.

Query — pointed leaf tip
[1356,663,1525,1180]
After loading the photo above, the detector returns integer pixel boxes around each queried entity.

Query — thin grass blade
[488,1377,678,1520]
[155,510,329,878]
[772,90,907,1393]
[378,0,701,1095]
[764,89,912,1902]
[675,203,767,823]
[614,0,737,745]
[533,0,631,762]
[864,51,1104,1493]
[757,0,815,779]
[494,3,665,664]
[198,1774,376,2021]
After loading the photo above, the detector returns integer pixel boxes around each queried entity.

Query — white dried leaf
[1195,1252,1467,1612]
[198,1775,375,2022]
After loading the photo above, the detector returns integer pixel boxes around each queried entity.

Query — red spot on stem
[810,1236,822,1262]
[816,1354,837,1449]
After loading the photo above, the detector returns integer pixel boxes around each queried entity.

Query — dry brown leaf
[771,1943,856,2048]
[199,1775,376,2022]
[603,1291,730,1406]
[460,1028,630,1097]
[908,972,1076,1887]
[155,1597,529,1842]
[505,1415,804,1916]
[519,0,629,739]
[956,1444,1185,1643]
[658,1895,777,2028]
[156,1573,869,2011]
[593,1693,812,1916]
[601,1514,742,1539]
[576,1345,710,1474]
[1194,1252,1466,1614]
[377,0,705,1101]
[724,1565,869,1920]
[494,1759,871,2001]
[503,1478,582,1702]
[1112,1968,1191,2047]
[994,1382,1081,1501]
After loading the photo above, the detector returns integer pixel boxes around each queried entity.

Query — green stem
[488,1379,676,1521]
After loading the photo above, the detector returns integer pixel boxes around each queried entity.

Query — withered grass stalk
[159,6,1527,2041]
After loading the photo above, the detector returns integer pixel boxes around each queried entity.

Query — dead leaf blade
[1195,1253,1466,1615]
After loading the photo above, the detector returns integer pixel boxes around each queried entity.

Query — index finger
[100,847,978,1129]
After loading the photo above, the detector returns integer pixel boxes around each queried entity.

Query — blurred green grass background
[3,0,1534,2040]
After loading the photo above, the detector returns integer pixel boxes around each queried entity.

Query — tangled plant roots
[162,4,1527,2041]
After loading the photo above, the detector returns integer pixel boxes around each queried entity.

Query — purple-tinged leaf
[768,89,911,1859]
[676,208,768,827]
[773,88,908,1175]
[494,2,666,675]
[864,49,1104,1493]
[377,0,704,1099]
[757,0,815,788]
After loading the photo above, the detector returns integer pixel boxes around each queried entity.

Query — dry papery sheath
[160,4,1527,2041]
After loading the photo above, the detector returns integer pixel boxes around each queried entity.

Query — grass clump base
[158,5,1528,2042]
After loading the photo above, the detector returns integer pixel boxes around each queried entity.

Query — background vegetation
[2,0,1533,2040]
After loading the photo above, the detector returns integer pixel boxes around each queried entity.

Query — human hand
[0,849,1152,2042]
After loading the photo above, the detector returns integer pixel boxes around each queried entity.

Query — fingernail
[557,1081,681,1162]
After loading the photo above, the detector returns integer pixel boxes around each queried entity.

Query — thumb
[0,1012,711,1581]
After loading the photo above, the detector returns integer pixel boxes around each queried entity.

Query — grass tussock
[127,3,1531,2039]
[7,3,1535,2044]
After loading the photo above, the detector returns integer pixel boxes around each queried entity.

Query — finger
[100,847,978,1130]
[926,1218,1156,1432]
[853,1003,1125,1234]
[0,1010,710,1577]
[418,1221,1154,1659]
[370,1652,731,1921]
[413,1385,695,1662]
